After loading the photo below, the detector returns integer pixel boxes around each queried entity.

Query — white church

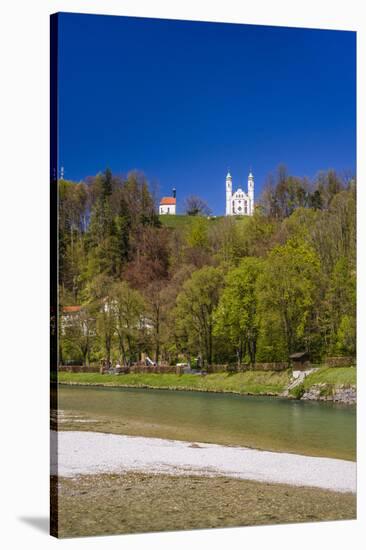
[226,170,254,216]
[159,170,254,216]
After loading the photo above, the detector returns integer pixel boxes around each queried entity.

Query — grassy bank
[287,366,356,400]
[58,370,292,395]
[58,367,356,397]
[53,472,356,537]
[302,366,356,388]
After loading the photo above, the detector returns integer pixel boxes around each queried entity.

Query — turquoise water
[58,385,356,460]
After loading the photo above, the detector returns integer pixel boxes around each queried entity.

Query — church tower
[226,171,232,215]
[248,171,254,214]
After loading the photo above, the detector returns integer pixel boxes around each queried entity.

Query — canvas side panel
[50,12,59,539]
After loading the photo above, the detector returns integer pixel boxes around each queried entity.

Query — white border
[0,1,364,549]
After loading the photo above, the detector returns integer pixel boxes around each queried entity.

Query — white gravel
[51,430,356,493]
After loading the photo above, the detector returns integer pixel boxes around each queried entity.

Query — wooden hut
[289,351,311,371]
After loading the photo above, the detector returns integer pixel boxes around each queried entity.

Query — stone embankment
[301,384,356,405]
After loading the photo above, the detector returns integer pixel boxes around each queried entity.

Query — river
[57,385,356,461]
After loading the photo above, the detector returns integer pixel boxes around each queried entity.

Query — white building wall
[159,204,176,215]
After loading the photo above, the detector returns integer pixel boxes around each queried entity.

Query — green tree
[85,274,116,365]
[209,217,249,265]
[56,165,356,368]
[323,256,356,355]
[184,217,212,267]
[58,179,88,297]
[175,266,223,366]
[214,258,263,365]
[111,281,145,365]
[186,216,209,249]
[335,315,356,356]
[257,239,321,360]
[144,281,171,363]
[85,170,121,278]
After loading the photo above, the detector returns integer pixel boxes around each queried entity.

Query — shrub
[290,383,305,399]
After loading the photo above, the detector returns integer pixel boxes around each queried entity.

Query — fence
[58,365,100,373]
[324,356,356,368]
[203,363,289,373]
[58,362,291,374]
[129,364,178,374]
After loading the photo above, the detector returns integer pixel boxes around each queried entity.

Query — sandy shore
[51,430,356,493]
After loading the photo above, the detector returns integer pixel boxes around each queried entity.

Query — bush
[319,384,333,397]
[290,383,305,399]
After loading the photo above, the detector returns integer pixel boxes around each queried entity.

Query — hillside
[158,214,249,229]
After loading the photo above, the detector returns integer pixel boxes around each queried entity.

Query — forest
[59,166,356,368]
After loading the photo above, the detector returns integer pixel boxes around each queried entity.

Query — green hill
[159,214,249,229]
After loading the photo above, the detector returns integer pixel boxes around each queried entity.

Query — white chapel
[225,170,254,216]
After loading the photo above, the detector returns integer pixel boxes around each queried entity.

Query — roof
[160,197,176,206]
[62,305,82,313]
[289,351,309,360]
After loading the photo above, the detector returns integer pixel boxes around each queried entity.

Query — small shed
[290,351,311,370]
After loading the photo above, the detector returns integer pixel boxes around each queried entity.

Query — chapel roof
[160,197,176,205]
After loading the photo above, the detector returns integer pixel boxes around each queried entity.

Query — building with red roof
[159,188,177,215]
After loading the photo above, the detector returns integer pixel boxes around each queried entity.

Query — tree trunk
[82,347,87,368]
[119,335,127,366]
[155,306,160,364]
[126,334,132,364]
[59,342,63,366]
[105,335,111,365]
[207,324,213,366]
[248,338,256,366]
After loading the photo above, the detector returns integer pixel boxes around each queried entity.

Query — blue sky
[57,13,356,215]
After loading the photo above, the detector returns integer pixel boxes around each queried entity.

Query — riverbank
[58,367,356,402]
[58,370,290,394]
[292,367,356,404]
[52,430,356,492]
[52,471,356,538]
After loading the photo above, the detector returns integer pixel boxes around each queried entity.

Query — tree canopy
[59,166,356,366]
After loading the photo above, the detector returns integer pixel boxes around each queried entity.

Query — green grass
[289,384,305,399]
[158,214,249,229]
[58,370,292,395]
[159,214,222,229]
[58,367,356,398]
[302,366,356,389]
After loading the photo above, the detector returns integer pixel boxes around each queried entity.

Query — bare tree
[184,195,211,216]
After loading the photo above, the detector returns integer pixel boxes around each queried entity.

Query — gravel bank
[53,473,356,537]
[51,430,356,493]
